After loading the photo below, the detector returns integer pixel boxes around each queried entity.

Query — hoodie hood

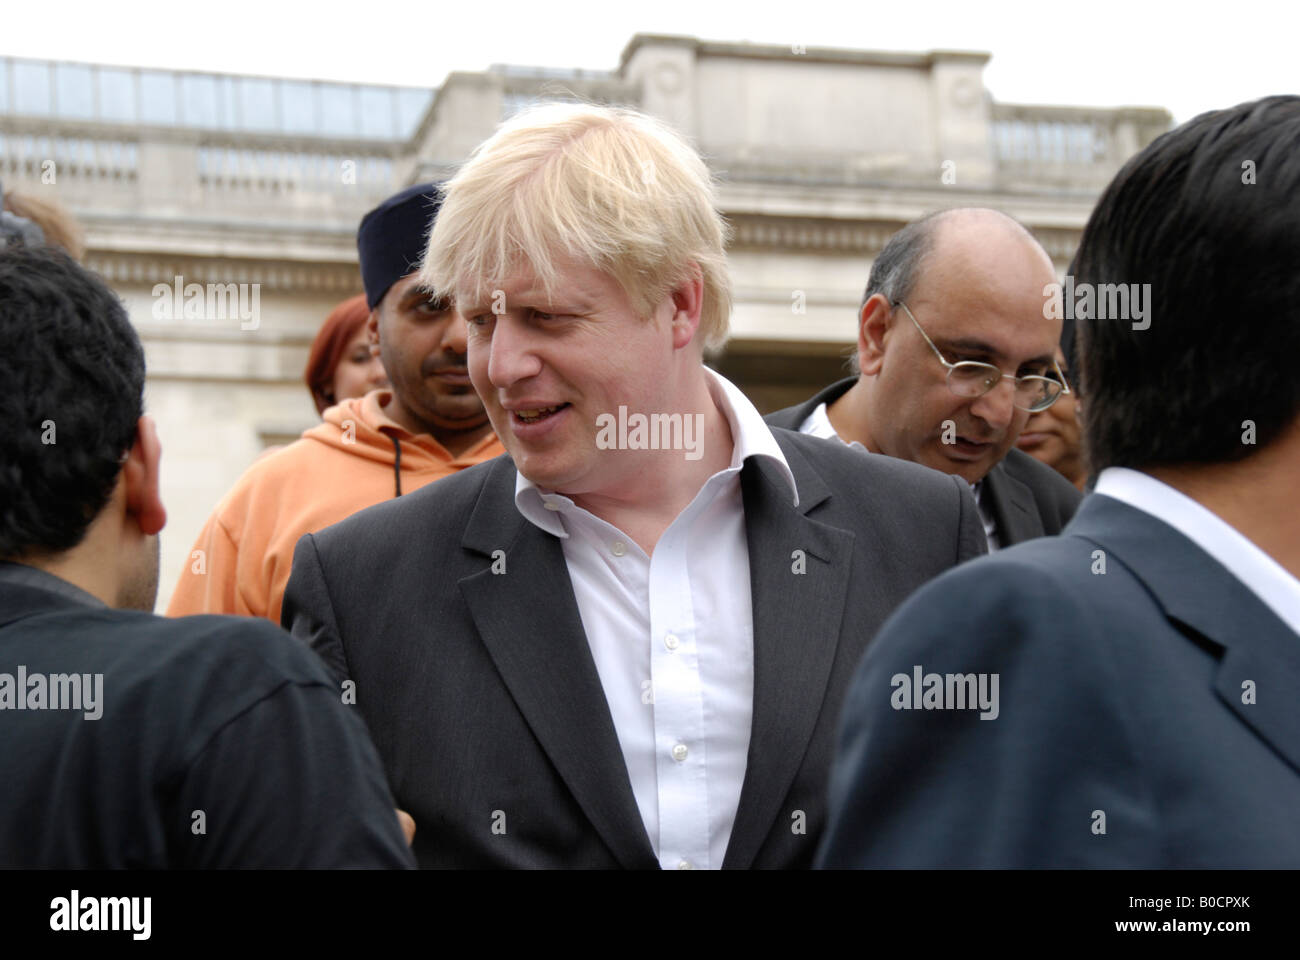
[305,389,500,496]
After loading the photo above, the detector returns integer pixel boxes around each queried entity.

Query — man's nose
[969,377,1017,431]
[440,310,470,356]
[483,316,543,388]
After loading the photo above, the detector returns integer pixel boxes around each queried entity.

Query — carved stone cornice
[84,250,362,294]
[727,213,1084,260]
[727,215,905,254]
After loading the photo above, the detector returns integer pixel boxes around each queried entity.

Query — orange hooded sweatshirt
[166,389,504,625]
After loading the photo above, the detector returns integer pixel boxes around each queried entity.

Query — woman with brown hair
[303,293,389,416]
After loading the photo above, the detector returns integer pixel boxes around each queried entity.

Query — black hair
[1073,95,1300,471]
[844,214,944,372]
[861,214,942,310]
[0,246,145,558]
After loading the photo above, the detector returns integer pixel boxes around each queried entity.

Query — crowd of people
[1,93,1297,869]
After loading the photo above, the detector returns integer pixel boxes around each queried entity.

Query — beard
[116,534,161,612]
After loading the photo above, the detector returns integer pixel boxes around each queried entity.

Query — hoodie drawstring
[389,434,403,497]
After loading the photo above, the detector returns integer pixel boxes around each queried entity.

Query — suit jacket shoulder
[763,377,857,432]
[982,447,1081,543]
[768,425,987,565]
[816,497,1300,868]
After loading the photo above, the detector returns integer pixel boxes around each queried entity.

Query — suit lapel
[1075,496,1300,776]
[457,458,658,869]
[1212,633,1300,775]
[722,442,855,868]
[983,461,1043,546]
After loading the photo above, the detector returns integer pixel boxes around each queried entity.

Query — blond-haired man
[283,103,986,869]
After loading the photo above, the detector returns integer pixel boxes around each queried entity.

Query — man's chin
[927,448,994,485]
[513,452,580,493]
[425,409,491,433]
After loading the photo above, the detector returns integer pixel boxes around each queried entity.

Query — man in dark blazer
[283,102,987,869]
[766,209,1080,549]
[817,96,1300,868]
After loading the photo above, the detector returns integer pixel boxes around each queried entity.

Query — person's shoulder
[880,531,1124,643]
[999,448,1083,507]
[32,608,335,739]
[203,436,324,516]
[310,452,509,548]
[105,608,329,685]
[763,400,808,431]
[762,377,855,430]
[772,426,960,498]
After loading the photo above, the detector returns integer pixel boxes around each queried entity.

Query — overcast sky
[4,0,1296,124]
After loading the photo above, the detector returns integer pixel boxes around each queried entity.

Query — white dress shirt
[1094,467,1300,636]
[514,368,798,870]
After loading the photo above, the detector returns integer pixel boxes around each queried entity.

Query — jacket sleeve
[165,513,255,618]
[281,532,351,687]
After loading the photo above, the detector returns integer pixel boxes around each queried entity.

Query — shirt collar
[1094,466,1300,636]
[0,561,108,609]
[515,367,798,536]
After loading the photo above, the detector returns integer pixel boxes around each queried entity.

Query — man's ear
[858,294,893,376]
[367,306,381,347]
[122,415,166,536]
[668,263,705,351]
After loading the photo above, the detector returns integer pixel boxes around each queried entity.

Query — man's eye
[417,298,451,314]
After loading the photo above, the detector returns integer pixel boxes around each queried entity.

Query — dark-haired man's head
[843,208,1064,484]
[356,184,491,453]
[1072,95,1300,477]
[0,246,165,609]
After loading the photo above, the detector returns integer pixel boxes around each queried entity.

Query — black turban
[357,182,442,310]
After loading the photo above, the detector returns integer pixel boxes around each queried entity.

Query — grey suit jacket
[283,428,986,868]
[816,494,1300,867]
[765,377,1081,546]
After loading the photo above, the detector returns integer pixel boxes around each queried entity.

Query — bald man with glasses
[767,208,1081,549]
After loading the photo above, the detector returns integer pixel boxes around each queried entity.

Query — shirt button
[543,501,560,511]
[611,540,626,556]
[664,633,680,650]
[672,742,688,762]
[677,859,693,870]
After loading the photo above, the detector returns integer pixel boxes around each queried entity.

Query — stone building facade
[0,34,1172,609]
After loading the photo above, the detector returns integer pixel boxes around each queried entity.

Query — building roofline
[618,33,991,71]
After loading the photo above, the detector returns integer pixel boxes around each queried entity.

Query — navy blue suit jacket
[816,494,1300,867]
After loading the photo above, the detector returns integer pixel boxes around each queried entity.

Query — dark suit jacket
[765,377,1081,545]
[816,494,1300,867]
[283,428,987,868]
[0,563,413,868]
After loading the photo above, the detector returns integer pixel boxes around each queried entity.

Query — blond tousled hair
[419,102,732,352]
